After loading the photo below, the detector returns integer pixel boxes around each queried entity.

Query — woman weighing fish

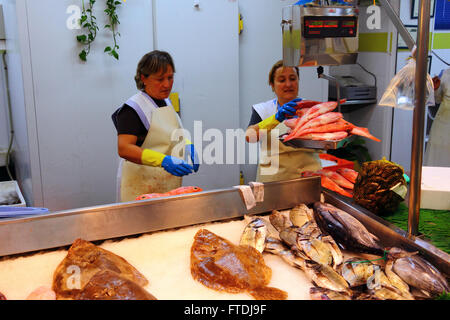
[112,51,200,202]
[245,60,322,182]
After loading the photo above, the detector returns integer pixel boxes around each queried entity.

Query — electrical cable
[2,52,15,181]
[430,50,450,66]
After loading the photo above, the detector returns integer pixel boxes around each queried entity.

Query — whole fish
[341,258,376,287]
[297,238,334,267]
[284,118,299,130]
[289,204,312,228]
[279,226,301,248]
[392,254,449,296]
[269,210,293,233]
[295,100,322,109]
[321,176,353,198]
[296,112,344,133]
[310,286,352,300]
[304,260,351,294]
[320,235,343,269]
[313,202,384,256]
[240,217,269,253]
[296,116,348,136]
[336,168,358,184]
[368,286,408,300]
[318,169,354,190]
[283,101,342,141]
[385,259,415,300]
[293,131,349,141]
[135,186,203,201]
[264,237,306,270]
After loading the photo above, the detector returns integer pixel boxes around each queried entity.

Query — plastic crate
[0,180,26,207]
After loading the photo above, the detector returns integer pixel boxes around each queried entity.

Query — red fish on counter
[321,176,353,198]
[318,169,354,190]
[135,186,203,201]
[301,171,353,198]
[295,100,322,109]
[336,168,358,184]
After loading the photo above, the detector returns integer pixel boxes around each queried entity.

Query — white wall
[155,0,240,190]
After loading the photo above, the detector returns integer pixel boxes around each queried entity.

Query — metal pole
[378,0,416,51]
[408,0,431,236]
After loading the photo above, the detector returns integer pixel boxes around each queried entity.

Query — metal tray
[280,136,351,150]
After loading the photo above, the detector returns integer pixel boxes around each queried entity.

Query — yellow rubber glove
[141,149,166,167]
[257,114,280,131]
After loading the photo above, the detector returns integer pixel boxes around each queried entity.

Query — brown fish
[191,229,287,300]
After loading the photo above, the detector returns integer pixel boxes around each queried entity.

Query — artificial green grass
[382,203,450,254]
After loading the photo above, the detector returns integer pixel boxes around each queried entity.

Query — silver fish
[264,237,306,270]
[240,217,269,253]
[313,202,384,256]
[392,254,449,296]
[369,286,406,300]
[304,260,351,294]
[279,226,301,248]
[309,286,352,300]
[289,204,312,228]
[297,238,334,267]
[269,210,293,233]
[341,258,375,287]
[320,235,343,269]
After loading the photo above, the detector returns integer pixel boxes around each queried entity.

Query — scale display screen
[304,16,357,38]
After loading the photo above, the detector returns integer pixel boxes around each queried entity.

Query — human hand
[185,143,200,172]
[161,156,194,177]
[275,98,302,122]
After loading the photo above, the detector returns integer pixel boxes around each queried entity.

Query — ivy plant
[76,0,99,62]
[104,0,122,60]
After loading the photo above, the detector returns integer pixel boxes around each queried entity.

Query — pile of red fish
[302,167,358,198]
[135,186,203,201]
[283,100,381,142]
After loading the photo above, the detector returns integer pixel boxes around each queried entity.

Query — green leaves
[104,0,121,60]
[76,0,121,62]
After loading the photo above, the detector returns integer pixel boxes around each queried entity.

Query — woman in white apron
[112,51,199,202]
[245,60,321,182]
[425,68,450,167]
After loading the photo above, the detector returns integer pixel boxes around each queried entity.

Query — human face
[271,67,299,105]
[141,65,174,100]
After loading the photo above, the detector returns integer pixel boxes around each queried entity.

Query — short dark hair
[134,50,176,90]
[268,60,299,86]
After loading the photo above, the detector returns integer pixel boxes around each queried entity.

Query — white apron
[116,91,185,202]
[425,69,450,167]
[254,99,322,183]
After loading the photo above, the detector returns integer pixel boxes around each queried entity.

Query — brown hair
[134,50,176,90]
[268,60,299,86]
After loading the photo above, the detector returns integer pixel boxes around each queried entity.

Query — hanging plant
[104,0,122,60]
[76,0,99,62]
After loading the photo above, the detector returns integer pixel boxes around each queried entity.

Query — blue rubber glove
[275,98,302,122]
[161,156,194,177]
[185,143,200,172]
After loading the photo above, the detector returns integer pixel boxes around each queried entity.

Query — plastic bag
[379,59,435,110]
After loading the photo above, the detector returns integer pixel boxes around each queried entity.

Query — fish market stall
[0,177,448,300]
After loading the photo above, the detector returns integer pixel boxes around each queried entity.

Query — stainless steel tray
[0,177,321,257]
[280,136,351,150]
